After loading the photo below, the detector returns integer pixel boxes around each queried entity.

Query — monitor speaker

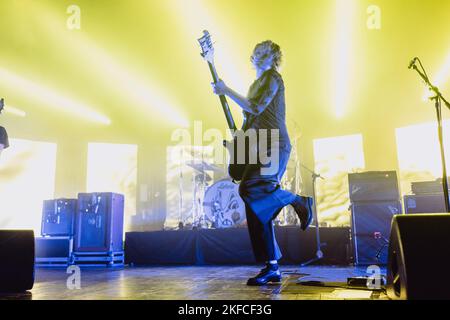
[0,230,35,292]
[387,214,450,300]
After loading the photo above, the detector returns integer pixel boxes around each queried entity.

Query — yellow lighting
[422,52,450,101]
[396,121,450,195]
[87,143,138,232]
[164,0,250,94]
[332,0,355,118]
[0,139,57,234]
[35,6,188,128]
[3,105,27,117]
[65,41,189,127]
[162,0,249,128]
[0,68,111,125]
[313,134,365,226]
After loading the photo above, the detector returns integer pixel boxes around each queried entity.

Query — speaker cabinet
[35,237,73,267]
[0,230,35,292]
[387,214,450,300]
[351,201,401,265]
[74,192,124,252]
[404,194,447,214]
[348,171,400,202]
[41,198,77,237]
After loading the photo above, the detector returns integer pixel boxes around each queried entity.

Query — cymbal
[185,161,224,173]
[194,173,212,183]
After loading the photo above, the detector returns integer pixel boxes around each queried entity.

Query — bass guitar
[198,30,249,181]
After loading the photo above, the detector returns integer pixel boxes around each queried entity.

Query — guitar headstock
[198,30,215,64]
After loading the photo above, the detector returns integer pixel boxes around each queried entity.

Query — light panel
[313,134,365,226]
[0,139,57,234]
[87,142,138,232]
[396,120,450,196]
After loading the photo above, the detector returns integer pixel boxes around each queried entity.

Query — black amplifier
[411,179,449,195]
[348,171,400,202]
[404,194,448,214]
[35,237,73,267]
[41,199,77,237]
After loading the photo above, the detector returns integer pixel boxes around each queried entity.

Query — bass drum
[203,179,246,228]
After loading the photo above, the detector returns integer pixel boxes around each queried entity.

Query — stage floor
[1,266,388,300]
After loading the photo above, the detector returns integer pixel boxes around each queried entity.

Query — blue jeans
[239,146,296,262]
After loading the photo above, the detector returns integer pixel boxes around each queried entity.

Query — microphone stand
[300,164,326,267]
[410,59,450,213]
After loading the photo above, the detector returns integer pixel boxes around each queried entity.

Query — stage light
[3,105,27,117]
[35,5,189,128]
[0,68,111,125]
[422,52,450,101]
[332,0,355,118]
[55,37,190,127]
[163,0,250,96]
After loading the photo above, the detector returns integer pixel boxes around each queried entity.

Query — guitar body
[229,163,246,182]
[224,135,249,181]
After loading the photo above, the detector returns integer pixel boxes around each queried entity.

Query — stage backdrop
[0,139,57,233]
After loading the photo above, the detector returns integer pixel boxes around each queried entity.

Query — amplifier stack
[36,193,125,268]
[36,199,76,267]
[73,193,125,267]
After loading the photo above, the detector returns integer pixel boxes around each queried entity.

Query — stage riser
[125,227,351,266]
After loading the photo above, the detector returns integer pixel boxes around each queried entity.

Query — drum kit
[176,123,305,230]
[179,158,302,230]
[181,160,246,229]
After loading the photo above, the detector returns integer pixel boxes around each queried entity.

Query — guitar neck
[207,62,237,131]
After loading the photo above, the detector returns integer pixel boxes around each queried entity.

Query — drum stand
[278,174,293,226]
[300,165,326,267]
[178,148,184,230]
[192,151,210,229]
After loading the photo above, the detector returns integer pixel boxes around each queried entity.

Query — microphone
[408,57,418,69]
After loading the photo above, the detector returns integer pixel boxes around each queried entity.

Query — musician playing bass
[211,41,314,286]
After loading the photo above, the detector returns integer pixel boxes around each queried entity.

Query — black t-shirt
[0,126,9,149]
[244,68,291,149]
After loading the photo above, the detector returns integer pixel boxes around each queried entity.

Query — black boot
[247,263,282,286]
[292,195,314,231]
